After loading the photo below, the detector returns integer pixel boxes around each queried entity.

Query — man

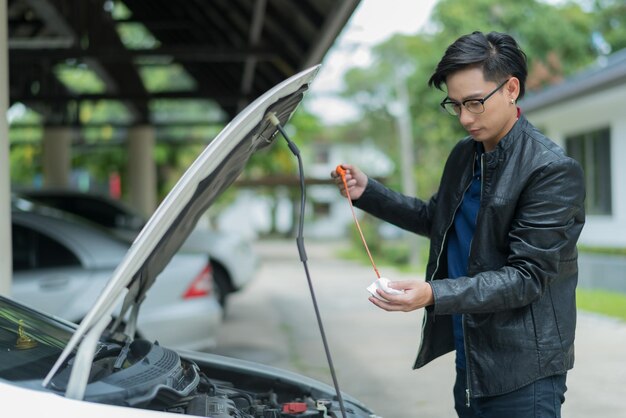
[332,31,585,417]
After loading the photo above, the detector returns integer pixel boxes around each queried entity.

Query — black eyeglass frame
[440,78,510,116]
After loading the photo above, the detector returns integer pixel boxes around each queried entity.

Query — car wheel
[212,263,231,311]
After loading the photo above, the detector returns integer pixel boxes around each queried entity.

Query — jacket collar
[494,113,527,152]
[480,113,528,166]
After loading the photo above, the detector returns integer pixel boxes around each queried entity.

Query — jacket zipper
[463,152,485,407]
[416,151,475,365]
[416,152,475,361]
[435,151,477,281]
[480,153,485,202]
[463,317,471,407]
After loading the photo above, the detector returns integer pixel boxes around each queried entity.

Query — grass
[578,245,626,256]
[576,288,626,322]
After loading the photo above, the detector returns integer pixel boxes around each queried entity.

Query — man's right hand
[331,164,368,200]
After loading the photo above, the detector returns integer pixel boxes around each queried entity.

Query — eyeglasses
[440,79,510,116]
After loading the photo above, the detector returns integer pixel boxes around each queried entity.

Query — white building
[521,49,626,248]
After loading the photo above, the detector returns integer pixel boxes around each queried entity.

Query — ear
[506,77,521,102]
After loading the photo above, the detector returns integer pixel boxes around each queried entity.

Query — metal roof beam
[10,46,279,62]
[11,90,248,104]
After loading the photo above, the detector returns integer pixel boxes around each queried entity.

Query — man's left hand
[369,280,434,312]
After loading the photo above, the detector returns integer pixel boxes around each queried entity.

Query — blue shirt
[447,147,482,370]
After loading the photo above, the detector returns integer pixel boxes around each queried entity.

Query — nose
[458,107,475,128]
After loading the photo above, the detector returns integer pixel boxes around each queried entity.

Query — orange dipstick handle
[336,165,381,279]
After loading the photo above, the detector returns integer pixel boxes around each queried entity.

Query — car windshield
[0,297,76,381]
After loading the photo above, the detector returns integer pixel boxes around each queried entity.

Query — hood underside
[43,65,321,398]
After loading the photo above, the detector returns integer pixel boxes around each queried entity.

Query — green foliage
[591,0,626,52]
[116,22,160,50]
[577,288,626,321]
[80,101,132,125]
[110,1,131,20]
[150,99,225,123]
[9,105,43,186]
[578,246,626,256]
[54,64,106,94]
[72,146,125,190]
[139,65,196,92]
[425,0,601,89]
[9,145,41,186]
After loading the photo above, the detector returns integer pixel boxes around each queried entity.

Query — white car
[17,189,260,309]
[1,65,380,417]
[10,206,223,351]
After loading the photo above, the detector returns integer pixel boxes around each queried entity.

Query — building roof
[521,48,626,113]
[7,0,360,125]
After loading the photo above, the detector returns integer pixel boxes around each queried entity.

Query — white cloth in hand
[367,277,404,302]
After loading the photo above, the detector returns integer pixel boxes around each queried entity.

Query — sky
[306,0,439,125]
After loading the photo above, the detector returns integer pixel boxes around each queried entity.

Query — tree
[591,0,626,53]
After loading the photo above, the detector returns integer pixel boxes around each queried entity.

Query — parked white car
[17,189,259,309]
[10,206,222,351]
[1,65,379,417]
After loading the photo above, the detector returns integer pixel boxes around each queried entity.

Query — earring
[511,98,516,104]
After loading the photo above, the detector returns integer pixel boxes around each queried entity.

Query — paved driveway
[207,239,626,418]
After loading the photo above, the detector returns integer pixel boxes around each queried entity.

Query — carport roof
[8,0,361,125]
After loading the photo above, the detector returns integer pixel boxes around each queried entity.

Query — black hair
[428,31,528,99]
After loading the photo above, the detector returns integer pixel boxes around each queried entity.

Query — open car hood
[44,65,321,398]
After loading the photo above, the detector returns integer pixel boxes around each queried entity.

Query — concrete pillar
[42,126,72,188]
[0,0,12,296]
[127,125,157,217]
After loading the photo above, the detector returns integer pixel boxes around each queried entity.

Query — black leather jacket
[354,115,585,398]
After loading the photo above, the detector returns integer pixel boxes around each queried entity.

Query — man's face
[445,66,519,151]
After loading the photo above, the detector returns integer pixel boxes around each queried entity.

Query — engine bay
[63,339,368,417]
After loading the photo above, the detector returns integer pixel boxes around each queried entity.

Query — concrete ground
[207,239,626,418]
